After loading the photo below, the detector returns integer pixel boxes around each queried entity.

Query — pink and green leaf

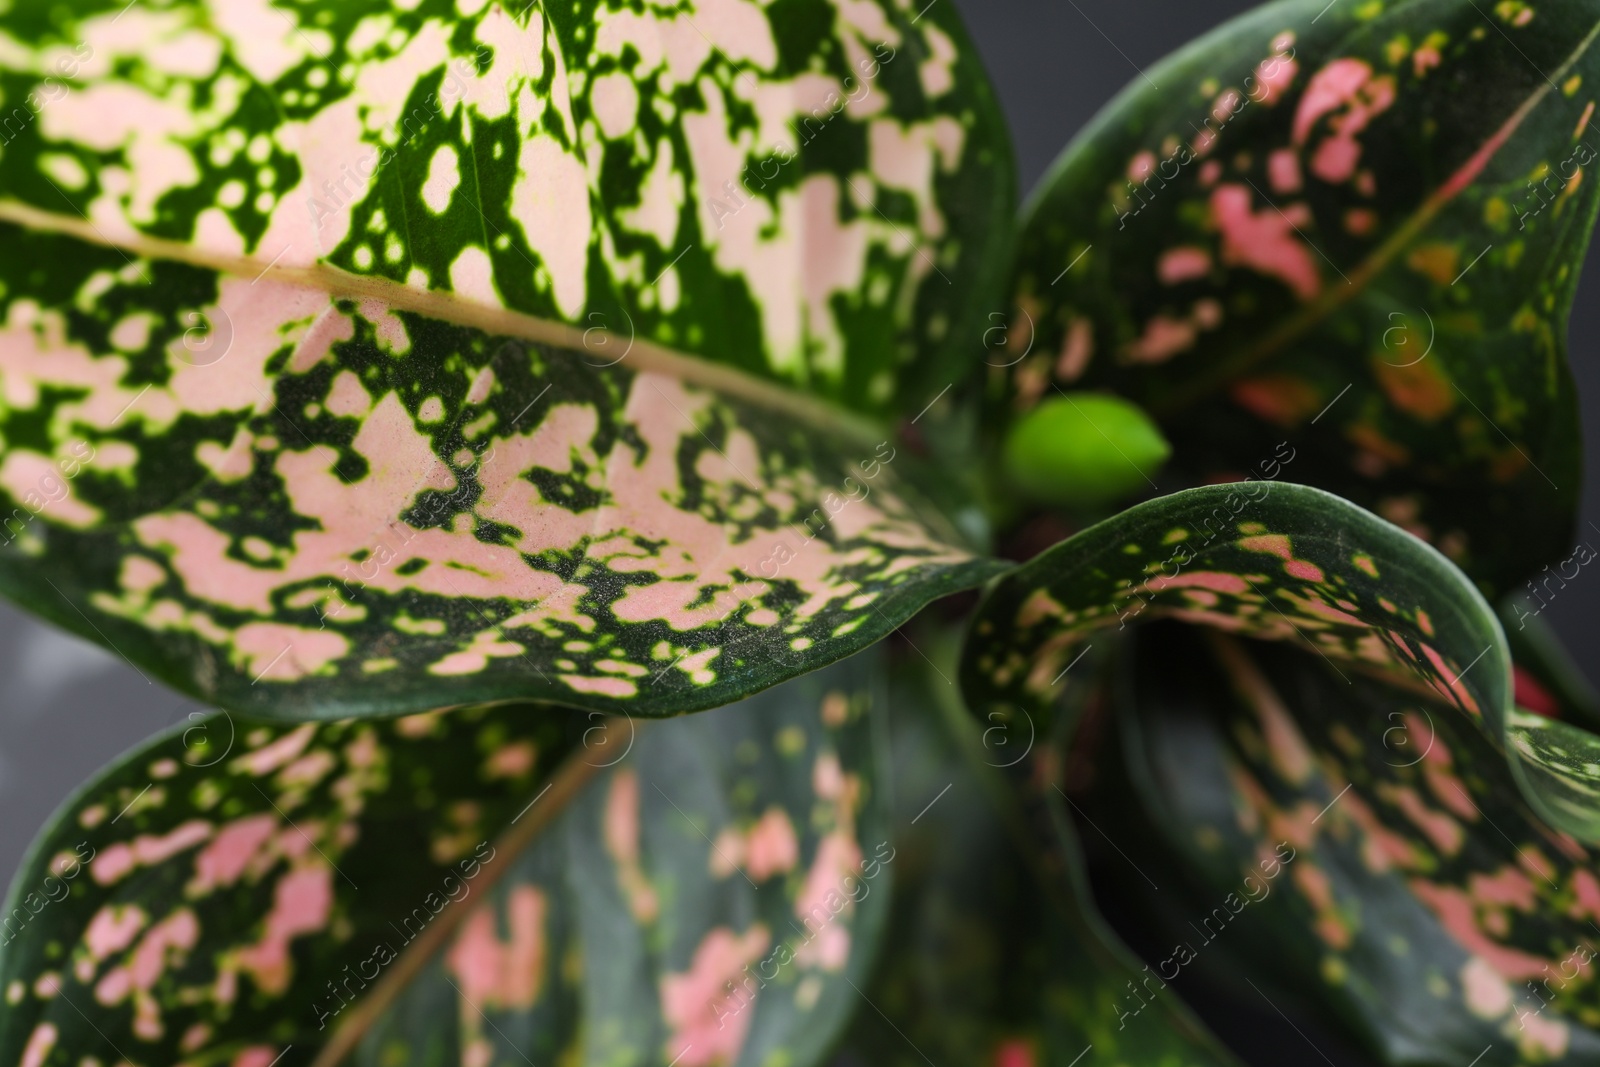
[0,652,889,1067]
[1087,624,1600,1063]
[0,222,1003,721]
[0,700,584,1067]
[1001,0,1600,592]
[960,481,1600,846]
[0,0,1012,416]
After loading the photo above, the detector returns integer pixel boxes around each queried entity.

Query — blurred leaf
[1002,0,1600,592]
[1089,622,1600,1065]
[0,652,889,1067]
[831,629,1242,1067]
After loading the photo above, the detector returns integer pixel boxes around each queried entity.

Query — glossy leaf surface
[1003,0,1600,592]
[0,223,1002,721]
[0,0,1012,414]
[0,652,889,1067]
[1093,623,1600,1065]
[961,481,1600,845]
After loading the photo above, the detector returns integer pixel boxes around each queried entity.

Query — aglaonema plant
[2,0,1600,1064]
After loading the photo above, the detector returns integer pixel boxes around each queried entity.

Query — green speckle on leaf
[1001,394,1171,507]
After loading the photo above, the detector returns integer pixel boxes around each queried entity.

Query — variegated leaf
[1498,604,1600,844]
[1502,601,1600,732]
[1088,623,1600,1065]
[834,626,1241,1067]
[0,700,586,1067]
[959,481,1600,846]
[351,650,888,1067]
[1001,0,1599,592]
[0,0,1011,414]
[0,651,889,1067]
[0,222,1002,720]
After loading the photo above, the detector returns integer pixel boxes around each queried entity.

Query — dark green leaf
[1002,0,1599,592]
[833,628,1242,1067]
[1090,622,1600,1064]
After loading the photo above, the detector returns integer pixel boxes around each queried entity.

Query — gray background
[0,0,1594,986]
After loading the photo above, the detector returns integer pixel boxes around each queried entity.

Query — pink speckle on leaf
[1056,318,1094,381]
[1520,1011,1571,1059]
[1519,848,1556,885]
[240,724,317,776]
[1210,185,1321,299]
[19,1024,55,1067]
[1229,375,1321,427]
[1344,208,1377,235]
[1284,558,1325,583]
[1292,59,1396,184]
[745,809,800,880]
[1311,136,1361,183]
[192,814,278,893]
[992,1039,1036,1067]
[1414,884,1548,979]
[1212,89,1243,123]
[1146,571,1250,595]
[234,865,334,995]
[93,821,214,886]
[1239,533,1293,559]
[1293,59,1374,144]
[280,749,337,789]
[1124,315,1198,364]
[447,885,546,1010]
[1469,865,1537,912]
[793,830,863,970]
[1568,869,1600,922]
[1389,786,1463,855]
[1193,297,1223,330]
[231,1047,282,1067]
[605,770,642,863]
[1268,148,1302,193]
[560,674,638,698]
[84,904,149,962]
[812,752,846,800]
[1459,955,1514,1017]
[1158,246,1212,284]
[485,740,537,779]
[1254,50,1299,104]
[659,926,771,1067]
[91,844,136,886]
[604,769,659,922]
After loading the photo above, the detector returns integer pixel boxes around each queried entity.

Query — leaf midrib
[0,200,887,445]
[307,723,630,1067]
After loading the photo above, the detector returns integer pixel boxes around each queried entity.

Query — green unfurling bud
[1002,393,1171,508]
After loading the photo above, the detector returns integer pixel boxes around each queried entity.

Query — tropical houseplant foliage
[0,0,1598,1063]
